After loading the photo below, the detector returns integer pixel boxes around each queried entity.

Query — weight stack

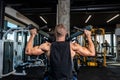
[0,40,14,78]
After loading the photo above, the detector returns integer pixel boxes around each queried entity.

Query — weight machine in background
[0,26,50,78]
[0,28,23,77]
[73,27,107,69]
[0,40,14,78]
[90,28,106,67]
[0,27,29,78]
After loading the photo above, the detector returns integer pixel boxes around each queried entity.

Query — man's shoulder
[70,42,78,47]
[42,42,51,47]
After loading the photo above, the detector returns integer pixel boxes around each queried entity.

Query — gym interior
[0,0,120,80]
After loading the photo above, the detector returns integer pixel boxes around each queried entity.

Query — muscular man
[25,24,95,80]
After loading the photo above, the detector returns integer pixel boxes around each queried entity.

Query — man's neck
[56,36,66,42]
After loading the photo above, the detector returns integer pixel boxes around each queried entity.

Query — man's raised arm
[72,30,95,56]
[25,29,46,55]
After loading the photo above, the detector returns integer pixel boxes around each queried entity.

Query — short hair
[54,24,67,37]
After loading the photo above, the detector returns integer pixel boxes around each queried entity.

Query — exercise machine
[0,25,50,78]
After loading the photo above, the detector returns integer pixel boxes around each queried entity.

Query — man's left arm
[71,30,95,56]
[25,28,50,55]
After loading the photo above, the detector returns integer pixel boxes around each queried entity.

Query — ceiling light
[73,26,79,30]
[107,14,119,23]
[85,15,92,23]
[39,16,47,24]
[49,28,51,31]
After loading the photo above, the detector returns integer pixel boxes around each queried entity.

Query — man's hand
[84,30,91,38]
[30,28,38,36]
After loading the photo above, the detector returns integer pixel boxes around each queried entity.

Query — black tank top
[49,41,73,80]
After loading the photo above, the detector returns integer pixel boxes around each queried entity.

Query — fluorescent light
[49,28,51,31]
[73,26,79,30]
[40,16,47,24]
[107,14,119,23]
[85,15,92,23]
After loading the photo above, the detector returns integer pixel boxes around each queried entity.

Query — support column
[115,24,120,61]
[0,0,5,39]
[57,0,70,35]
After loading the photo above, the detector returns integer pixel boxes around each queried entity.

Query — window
[7,22,18,28]
[113,34,116,46]
[6,22,18,40]
[96,35,104,44]
[113,34,116,53]
[105,34,111,46]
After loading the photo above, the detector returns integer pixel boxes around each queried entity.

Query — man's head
[54,24,68,38]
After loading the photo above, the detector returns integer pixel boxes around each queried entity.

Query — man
[102,40,110,54]
[25,24,95,80]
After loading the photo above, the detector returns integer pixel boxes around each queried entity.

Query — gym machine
[14,26,49,77]
[0,40,14,78]
[0,25,50,78]
[67,25,93,41]
[0,27,29,78]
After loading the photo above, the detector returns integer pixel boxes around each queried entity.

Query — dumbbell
[67,25,93,41]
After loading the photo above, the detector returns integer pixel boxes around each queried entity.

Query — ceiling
[4,0,120,33]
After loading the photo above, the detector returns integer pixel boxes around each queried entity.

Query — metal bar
[0,0,5,39]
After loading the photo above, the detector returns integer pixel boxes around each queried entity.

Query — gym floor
[1,65,120,80]
[78,66,120,80]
